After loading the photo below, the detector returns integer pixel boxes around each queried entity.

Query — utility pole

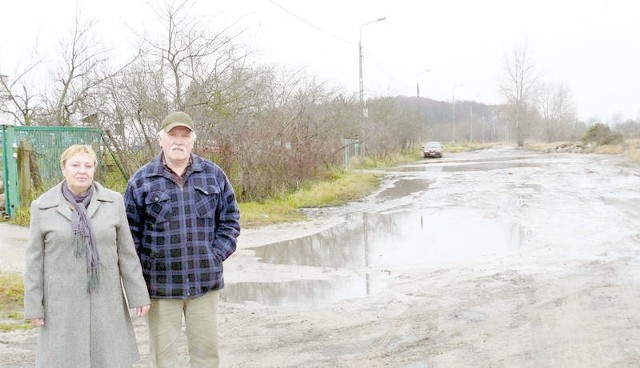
[469,94,479,142]
[451,84,463,142]
[358,17,386,118]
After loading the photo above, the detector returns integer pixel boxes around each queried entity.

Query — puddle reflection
[397,162,541,172]
[222,273,388,307]
[224,210,521,306]
[249,211,521,268]
[376,178,432,201]
[440,162,541,172]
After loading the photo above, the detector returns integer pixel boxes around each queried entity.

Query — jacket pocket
[194,185,220,219]
[145,191,172,228]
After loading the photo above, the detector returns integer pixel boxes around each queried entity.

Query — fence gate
[1,125,103,219]
[341,137,363,167]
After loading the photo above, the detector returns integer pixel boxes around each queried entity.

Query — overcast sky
[1,0,639,121]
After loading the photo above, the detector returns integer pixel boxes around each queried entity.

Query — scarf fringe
[74,233,85,258]
[74,232,100,292]
[87,267,100,292]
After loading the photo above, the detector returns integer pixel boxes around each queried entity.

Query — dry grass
[445,142,497,153]
[525,140,640,166]
[239,171,380,228]
[0,272,31,331]
[594,144,625,154]
[624,148,640,164]
[623,139,640,164]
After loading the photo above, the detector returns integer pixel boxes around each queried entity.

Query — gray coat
[24,181,150,367]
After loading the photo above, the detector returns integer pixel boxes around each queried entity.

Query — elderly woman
[24,144,151,367]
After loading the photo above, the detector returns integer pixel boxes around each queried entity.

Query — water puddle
[222,273,388,307]
[375,178,432,201]
[250,210,520,267]
[222,210,521,307]
[440,162,541,172]
[397,161,542,172]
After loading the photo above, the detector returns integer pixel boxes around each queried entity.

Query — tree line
[1,2,637,201]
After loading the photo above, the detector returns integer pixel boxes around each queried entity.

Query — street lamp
[416,68,432,130]
[416,68,432,100]
[451,84,463,142]
[359,17,386,117]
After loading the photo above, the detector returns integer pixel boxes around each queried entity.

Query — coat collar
[38,181,113,221]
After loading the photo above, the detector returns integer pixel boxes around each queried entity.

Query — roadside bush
[582,123,624,146]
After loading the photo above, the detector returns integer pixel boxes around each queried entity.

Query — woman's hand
[136,304,151,317]
[31,318,45,327]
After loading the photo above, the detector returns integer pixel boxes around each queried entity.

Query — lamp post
[416,68,431,134]
[451,84,463,142]
[416,68,431,100]
[359,17,386,117]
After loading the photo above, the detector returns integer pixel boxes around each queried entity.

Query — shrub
[582,123,624,146]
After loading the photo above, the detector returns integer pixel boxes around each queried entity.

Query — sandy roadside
[0,222,29,273]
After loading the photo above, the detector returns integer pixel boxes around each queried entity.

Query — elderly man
[124,111,241,368]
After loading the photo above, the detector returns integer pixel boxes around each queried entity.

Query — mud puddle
[396,160,544,172]
[223,209,521,307]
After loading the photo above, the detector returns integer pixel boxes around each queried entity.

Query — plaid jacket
[124,153,240,299]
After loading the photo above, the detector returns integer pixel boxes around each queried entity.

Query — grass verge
[239,170,381,228]
[444,141,498,153]
[0,272,30,332]
[525,139,640,165]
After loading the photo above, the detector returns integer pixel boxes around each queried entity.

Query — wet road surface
[223,145,640,307]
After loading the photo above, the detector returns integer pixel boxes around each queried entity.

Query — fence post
[17,140,33,208]
[2,125,19,218]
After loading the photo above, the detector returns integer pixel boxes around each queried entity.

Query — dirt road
[2,145,640,367]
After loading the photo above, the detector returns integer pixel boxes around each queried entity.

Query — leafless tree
[82,0,246,174]
[366,98,408,158]
[499,43,541,146]
[539,83,577,142]
[226,67,346,200]
[143,0,245,111]
[1,10,138,128]
[40,14,115,126]
[0,64,44,126]
[91,61,169,174]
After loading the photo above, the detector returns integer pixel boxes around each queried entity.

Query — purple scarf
[62,182,100,292]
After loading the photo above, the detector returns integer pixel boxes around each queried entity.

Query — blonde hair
[60,144,98,168]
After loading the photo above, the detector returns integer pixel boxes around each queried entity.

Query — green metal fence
[1,125,104,219]
[341,137,363,167]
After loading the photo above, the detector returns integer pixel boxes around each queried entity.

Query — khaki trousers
[147,290,220,368]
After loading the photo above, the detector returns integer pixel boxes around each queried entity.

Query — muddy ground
[2,145,640,367]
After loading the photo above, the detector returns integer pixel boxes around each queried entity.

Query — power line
[266,1,405,98]
[267,0,354,46]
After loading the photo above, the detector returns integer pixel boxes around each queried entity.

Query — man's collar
[161,153,193,175]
